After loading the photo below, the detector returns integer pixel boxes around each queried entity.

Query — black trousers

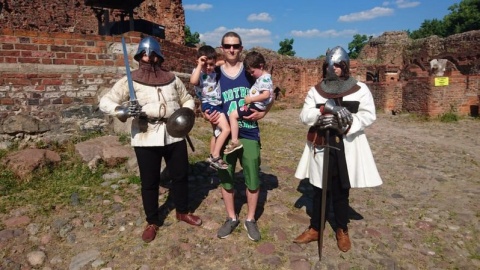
[310,146,350,231]
[134,140,189,226]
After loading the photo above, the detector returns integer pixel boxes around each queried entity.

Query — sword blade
[121,37,137,103]
[318,129,330,261]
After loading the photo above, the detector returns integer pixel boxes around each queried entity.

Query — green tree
[278,38,296,56]
[409,0,480,39]
[347,34,368,59]
[444,0,480,35]
[184,25,200,47]
[409,19,447,39]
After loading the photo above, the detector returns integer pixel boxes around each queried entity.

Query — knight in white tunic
[293,46,382,252]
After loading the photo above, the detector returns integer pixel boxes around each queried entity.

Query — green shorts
[219,138,261,191]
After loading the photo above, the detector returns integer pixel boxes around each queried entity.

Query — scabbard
[186,134,195,152]
[318,129,329,261]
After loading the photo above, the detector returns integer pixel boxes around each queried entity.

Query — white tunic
[99,76,195,147]
[294,82,383,188]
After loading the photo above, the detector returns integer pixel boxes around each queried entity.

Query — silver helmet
[324,46,350,79]
[134,36,165,62]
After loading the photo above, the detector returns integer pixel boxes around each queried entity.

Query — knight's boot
[335,228,351,252]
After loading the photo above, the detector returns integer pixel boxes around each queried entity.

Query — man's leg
[221,187,236,219]
[246,188,259,221]
[217,150,240,238]
[240,138,261,241]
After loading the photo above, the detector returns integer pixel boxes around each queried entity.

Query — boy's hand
[197,56,207,67]
[244,96,252,104]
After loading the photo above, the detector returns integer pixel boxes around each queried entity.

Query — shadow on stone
[293,178,364,231]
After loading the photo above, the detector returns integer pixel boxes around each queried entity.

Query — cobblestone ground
[1,108,479,270]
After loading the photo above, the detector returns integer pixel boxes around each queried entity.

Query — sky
[183,0,462,59]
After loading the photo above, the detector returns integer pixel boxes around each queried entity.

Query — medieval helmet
[134,36,165,62]
[166,107,195,138]
[324,46,350,79]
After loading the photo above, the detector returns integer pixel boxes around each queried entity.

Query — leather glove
[128,101,143,117]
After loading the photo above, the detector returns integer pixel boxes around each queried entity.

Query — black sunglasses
[222,44,241,49]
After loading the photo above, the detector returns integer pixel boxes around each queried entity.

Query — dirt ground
[1,108,479,269]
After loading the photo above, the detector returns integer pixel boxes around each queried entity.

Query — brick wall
[0,29,197,123]
[0,0,185,45]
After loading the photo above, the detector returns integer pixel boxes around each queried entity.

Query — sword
[114,37,138,122]
[122,36,137,105]
[318,128,329,261]
[318,99,340,261]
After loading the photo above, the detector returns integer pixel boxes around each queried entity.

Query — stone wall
[0,29,196,138]
[359,31,480,116]
[0,0,185,45]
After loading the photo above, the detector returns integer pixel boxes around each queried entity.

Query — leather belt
[140,116,168,124]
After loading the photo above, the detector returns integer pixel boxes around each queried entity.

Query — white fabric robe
[294,82,383,188]
[99,76,195,147]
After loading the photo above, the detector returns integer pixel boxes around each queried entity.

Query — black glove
[128,101,143,118]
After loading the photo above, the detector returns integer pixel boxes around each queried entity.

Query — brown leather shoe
[176,212,202,226]
[142,224,159,243]
[293,228,319,244]
[336,228,351,252]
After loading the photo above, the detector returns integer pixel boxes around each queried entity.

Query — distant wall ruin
[356,31,480,116]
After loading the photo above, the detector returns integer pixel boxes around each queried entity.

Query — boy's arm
[190,66,202,85]
[245,90,270,104]
[190,56,206,85]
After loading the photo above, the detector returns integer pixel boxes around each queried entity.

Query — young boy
[224,51,273,154]
[190,45,229,170]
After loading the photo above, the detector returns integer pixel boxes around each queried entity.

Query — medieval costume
[293,46,382,252]
[99,37,201,243]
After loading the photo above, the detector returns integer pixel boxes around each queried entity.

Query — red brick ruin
[1,0,479,124]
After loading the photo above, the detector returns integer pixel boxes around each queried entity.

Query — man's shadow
[294,178,364,230]
[230,169,279,221]
[156,161,224,226]
[156,163,279,225]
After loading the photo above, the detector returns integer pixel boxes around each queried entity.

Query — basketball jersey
[219,64,259,141]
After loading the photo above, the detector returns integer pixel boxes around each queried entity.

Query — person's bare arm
[204,109,221,125]
[245,90,270,104]
[243,99,274,121]
[190,56,206,85]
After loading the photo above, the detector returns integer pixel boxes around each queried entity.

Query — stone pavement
[1,109,479,269]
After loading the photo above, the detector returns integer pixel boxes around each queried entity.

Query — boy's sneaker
[217,217,240,238]
[244,220,261,241]
[224,141,243,154]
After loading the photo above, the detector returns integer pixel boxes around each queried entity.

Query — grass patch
[0,135,109,216]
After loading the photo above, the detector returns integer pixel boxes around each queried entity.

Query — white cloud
[200,27,272,48]
[290,29,357,38]
[338,7,394,22]
[183,3,213,11]
[247,12,273,22]
[395,0,420,8]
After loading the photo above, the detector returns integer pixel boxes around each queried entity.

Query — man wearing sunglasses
[205,31,273,241]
